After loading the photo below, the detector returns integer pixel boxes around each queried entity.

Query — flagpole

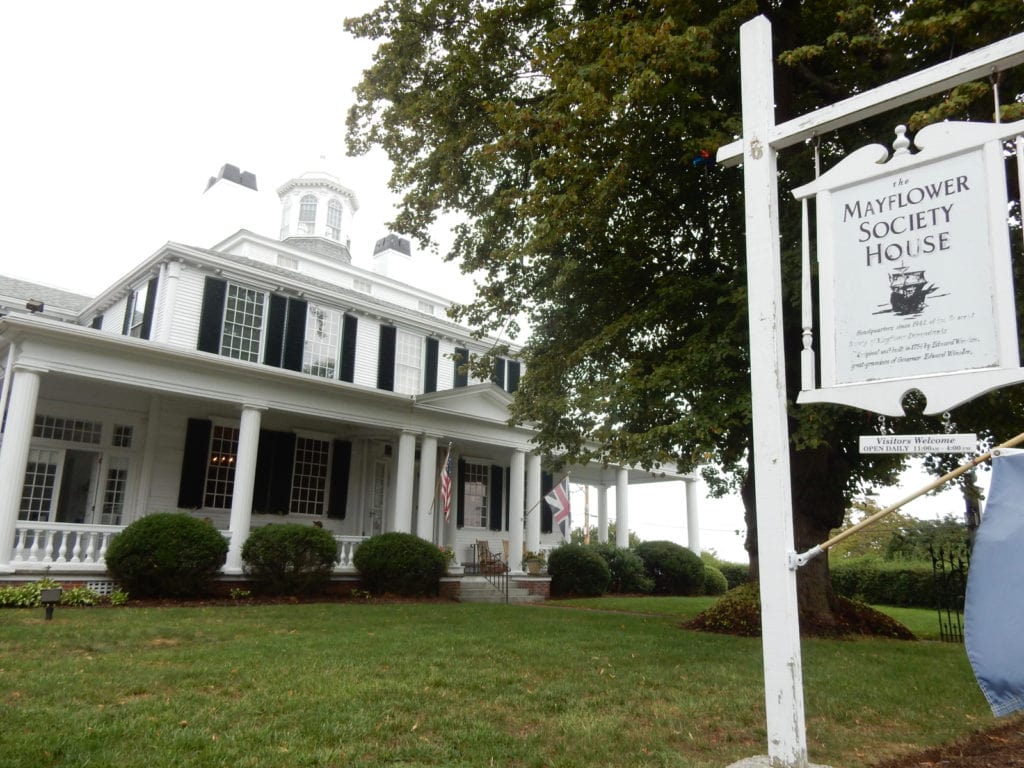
[794,430,1024,566]
[430,442,453,515]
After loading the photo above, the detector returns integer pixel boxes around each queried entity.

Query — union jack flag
[439,446,454,522]
[545,478,571,539]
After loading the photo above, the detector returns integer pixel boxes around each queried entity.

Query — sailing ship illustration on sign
[888,264,938,315]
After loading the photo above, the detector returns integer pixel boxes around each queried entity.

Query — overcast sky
[0,1,975,561]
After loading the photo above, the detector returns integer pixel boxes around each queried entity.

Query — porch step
[456,576,545,605]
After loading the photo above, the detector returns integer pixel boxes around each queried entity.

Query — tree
[347,1,1024,630]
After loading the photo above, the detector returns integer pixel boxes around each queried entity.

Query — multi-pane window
[353,278,372,294]
[19,450,60,521]
[303,304,342,378]
[220,285,265,362]
[204,425,239,509]
[290,437,330,515]
[112,424,134,448]
[127,282,149,337]
[100,458,129,525]
[395,330,423,395]
[277,253,299,270]
[326,200,342,240]
[34,415,102,444]
[462,462,489,528]
[299,194,317,235]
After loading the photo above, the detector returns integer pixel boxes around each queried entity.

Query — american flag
[439,446,454,522]
[545,478,571,539]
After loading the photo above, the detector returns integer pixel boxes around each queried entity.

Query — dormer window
[298,194,317,235]
[326,199,342,240]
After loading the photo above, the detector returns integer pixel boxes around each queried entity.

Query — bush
[589,543,652,594]
[717,561,751,589]
[703,565,729,596]
[830,556,935,607]
[60,586,101,606]
[241,524,338,595]
[105,513,228,598]
[635,540,705,595]
[353,532,447,596]
[547,544,611,597]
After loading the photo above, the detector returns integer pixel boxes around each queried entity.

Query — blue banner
[965,451,1024,717]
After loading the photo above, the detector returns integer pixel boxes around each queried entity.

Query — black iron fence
[930,545,970,643]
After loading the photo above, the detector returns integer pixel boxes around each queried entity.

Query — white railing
[8,521,366,574]
[334,535,363,570]
[12,521,121,569]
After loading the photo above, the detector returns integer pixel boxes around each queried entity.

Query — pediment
[415,383,514,422]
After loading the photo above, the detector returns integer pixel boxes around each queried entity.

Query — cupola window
[298,194,317,235]
[326,199,342,240]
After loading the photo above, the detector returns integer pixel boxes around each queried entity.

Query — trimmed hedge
[241,524,338,595]
[547,544,611,597]
[830,557,936,607]
[589,543,653,594]
[717,562,751,590]
[635,540,705,596]
[703,565,729,596]
[105,513,228,598]
[353,532,447,596]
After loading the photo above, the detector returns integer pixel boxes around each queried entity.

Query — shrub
[717,562,751,589]
[703,565,729,596]
[61,586,100,606]
[353,532,446,596]
[241,524,338,595]
[105,513,228,598]
[830,556,935,607]
[589,543,652,594]
[547,544,611,597]
[635,540,705,595]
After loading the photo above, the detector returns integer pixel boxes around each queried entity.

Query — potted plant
[523,550,546,575]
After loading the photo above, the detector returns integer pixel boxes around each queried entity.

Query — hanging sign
[859,433,977,454]
[793,120,1024,415]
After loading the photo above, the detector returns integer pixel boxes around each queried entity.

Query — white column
[597,485,609,544]
[158,261,182,343]
[393,431,417,534]
[416,435,438,541]
[0,366,42,572]
[133,393,161,523]
[739,17,807,767]
[686,479,701,554]
[225,404,263,574]
[509,450,525,572]
[615,468,629,548]
[525,453,542,553]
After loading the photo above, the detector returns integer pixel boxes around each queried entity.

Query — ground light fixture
[40,587,62,620]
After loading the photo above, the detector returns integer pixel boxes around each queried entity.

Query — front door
[55,450,101,524]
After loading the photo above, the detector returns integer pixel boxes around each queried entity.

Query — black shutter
[424,337,439,393]
[328,440,352,519]
[505,467,511,531]
[507,361,521,393]
[541,471,553,534]
[90,315,103,330]
[377,325,396,391]
[340,314,358,383]
[253,430,295,513]
[491,357,506,389]
[454,347,469,388]
[121,290,135,335]
[489,465,504,531]
[456,458,466,528]
[139,275,159,340]
[177,418,212,508]
[263,293,288,367]
[282,298,307,372]
[197,277,227,353]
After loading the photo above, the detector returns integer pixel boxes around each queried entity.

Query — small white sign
[859,433,977,454]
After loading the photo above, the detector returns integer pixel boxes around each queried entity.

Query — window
[122,276,158,339]
[418,300,435,316]
[34,415,102,444]
[462,462,489,528]
[394,330,423,394]
[127,282,148,337]
[280,201,291,239]
[100,458,129,525]
[299,194,317,234]
[353,278,372,294]
[291,437,330,515]
[112,424,134,448]
[19,449,60,522]
[303,304,342,378]
[220,284,265,362]
[277,253,298,270]
[204,425,239,509]
[453,347,470,388]
[326,199,342,240]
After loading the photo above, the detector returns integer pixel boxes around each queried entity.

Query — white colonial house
[0,164,699,592]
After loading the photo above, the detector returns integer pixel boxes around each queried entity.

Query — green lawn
[0,600,1005,768]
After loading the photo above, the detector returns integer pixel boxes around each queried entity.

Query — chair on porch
[476,540,506,574]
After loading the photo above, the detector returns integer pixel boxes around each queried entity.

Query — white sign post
[720,16,1024,768]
